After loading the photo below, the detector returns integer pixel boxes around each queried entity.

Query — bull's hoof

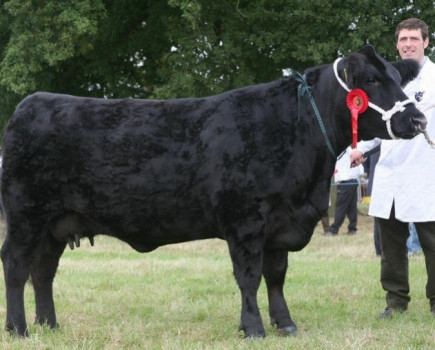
[270,317,298,336]
[5,324,29,338]
[34,318,59,330]
[243,331,267,339]
[239,324,267,339]
[277,325,298,336]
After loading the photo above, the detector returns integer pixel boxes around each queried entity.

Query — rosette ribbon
[346,89,369,148]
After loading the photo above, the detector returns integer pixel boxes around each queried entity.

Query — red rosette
[346,89,369,148]
[346,89,369,113]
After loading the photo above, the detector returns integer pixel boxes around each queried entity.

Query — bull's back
[2,92,221,240]
[1,83,302,245]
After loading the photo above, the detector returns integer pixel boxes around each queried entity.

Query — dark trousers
[329,180,358,233]
[378,205,435,309]
[374,217,381,256]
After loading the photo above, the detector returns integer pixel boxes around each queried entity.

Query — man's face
[396,28,429,62]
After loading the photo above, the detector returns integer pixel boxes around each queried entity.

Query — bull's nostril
[413,115,427,130]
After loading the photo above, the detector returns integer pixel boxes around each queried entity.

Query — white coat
[358,57,435,222]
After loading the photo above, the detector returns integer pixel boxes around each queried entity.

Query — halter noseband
[333,58,414,140]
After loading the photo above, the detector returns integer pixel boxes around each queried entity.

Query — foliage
[0,0,435,134]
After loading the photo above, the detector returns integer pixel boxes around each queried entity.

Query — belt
[338,179,358,183]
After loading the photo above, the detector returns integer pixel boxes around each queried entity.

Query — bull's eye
[366,77,377,84]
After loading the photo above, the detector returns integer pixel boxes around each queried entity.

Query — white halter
[333,58,414,140]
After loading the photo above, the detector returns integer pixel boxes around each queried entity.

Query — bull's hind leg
[31,233,65,329]
[263,249,297,336]
[1,233,34,336]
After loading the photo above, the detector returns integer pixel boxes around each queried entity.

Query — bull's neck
[309,65,353,156]
[292,72,338,159]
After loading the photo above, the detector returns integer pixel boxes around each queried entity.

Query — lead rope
[417,104,435,148]
[421,126,435,148]
[333,58,414,140]
[293,72,336,158]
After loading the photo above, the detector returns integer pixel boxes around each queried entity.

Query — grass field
[0,204,434,349]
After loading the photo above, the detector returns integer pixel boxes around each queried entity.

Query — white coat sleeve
[355,138,381,154]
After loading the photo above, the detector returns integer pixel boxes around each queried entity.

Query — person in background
[319,185,332,233]
[407,223,422,257]
[320,208,330,234]
[322,211,329,233]
[323,146,362,236]
[350,18,435,319]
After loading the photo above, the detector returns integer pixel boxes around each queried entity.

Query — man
[324,147,362,236]
[351,18,435,319]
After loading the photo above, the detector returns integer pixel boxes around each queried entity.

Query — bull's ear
[391,59,420,87]
[339,53,365,89]
[359,44,376,57]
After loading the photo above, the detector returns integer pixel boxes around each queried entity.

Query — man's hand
[350,149,364,167]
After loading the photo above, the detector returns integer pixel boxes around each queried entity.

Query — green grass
[0,211,433,349]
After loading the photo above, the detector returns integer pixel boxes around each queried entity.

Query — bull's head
[335,44,426,141]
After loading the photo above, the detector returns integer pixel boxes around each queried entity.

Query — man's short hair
[395,18,429,41]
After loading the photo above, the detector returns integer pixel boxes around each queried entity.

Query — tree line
[0,0,434,134]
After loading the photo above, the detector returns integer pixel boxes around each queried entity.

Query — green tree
[0,0,434,134]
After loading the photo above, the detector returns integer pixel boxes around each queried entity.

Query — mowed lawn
[0,209,433,349]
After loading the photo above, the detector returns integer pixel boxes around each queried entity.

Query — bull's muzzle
[414,114,427,132]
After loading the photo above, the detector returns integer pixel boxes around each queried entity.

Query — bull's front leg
[263,249,297,336]
[226,232,266,338]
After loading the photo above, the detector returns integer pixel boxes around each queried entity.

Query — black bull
[0,45,427,337]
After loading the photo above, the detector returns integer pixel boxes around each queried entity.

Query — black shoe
[430,306,435,316]
[322,230,337,236]
[347,230,357,235]
[377,307,406,319]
